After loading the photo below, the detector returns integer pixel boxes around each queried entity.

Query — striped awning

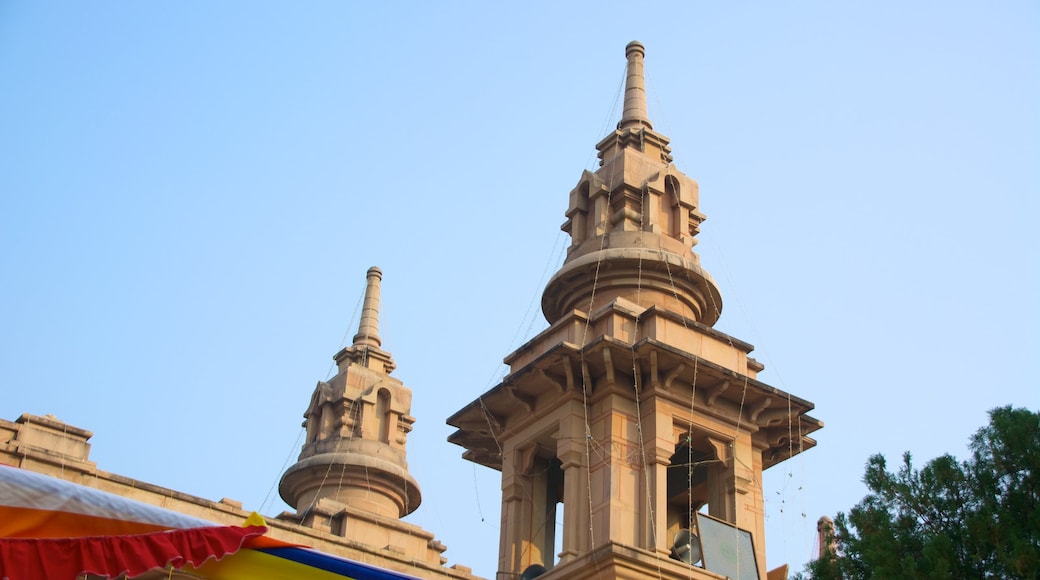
[0,465,420,580]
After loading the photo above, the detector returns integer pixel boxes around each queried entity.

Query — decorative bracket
[749,397,773,424]
[505,385,535,414]
[706,380,730,408]
[663,363,687,391]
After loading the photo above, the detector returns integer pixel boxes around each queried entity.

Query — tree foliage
[804,406,1039,579]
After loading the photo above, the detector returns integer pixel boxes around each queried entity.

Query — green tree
[803,406,1039,579]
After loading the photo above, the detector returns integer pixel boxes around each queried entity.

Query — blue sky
[2,2,1037,577]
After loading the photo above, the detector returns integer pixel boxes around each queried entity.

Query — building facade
[2,42,820,580]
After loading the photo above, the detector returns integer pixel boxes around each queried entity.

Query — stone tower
[281,266,421,524]
[448,42,822,580]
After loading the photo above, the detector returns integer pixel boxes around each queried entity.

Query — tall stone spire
[281,267,419,523]
[620,41,652,131]
[542,40,722,326]
[352,267,383,348]
[449,42,822,579]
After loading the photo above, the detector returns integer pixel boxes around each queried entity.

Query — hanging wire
[556,122,626,579]
[708,228,812,565]
[260,427,304,513]
[632,173,666,580]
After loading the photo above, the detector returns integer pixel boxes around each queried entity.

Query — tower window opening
[546,457,564,567]
[331,512,347,537]
[666,432,721,544]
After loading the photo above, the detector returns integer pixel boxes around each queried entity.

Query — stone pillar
[709,430,766,580]
[641,404,674,555]
[597,395,643,549]
[499,445,527,575]
[556,410,587,563]
[706,436,734,523]
[735,433,767,580]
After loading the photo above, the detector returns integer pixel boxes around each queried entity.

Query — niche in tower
[377,388,392,444]
[664,175,681,238]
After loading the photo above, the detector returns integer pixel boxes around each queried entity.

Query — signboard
[695,512,760,580]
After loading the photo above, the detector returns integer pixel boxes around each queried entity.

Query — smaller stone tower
[280,266,421,524]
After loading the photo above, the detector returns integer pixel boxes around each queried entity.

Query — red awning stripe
[0,524,266,580]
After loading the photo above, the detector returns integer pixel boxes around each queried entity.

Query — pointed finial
[352,266,383,348]
[619,41,653,131]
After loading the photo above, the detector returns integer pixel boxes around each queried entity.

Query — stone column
[557,409,588,562]
[499,445,527,575]
[640,405,674,554]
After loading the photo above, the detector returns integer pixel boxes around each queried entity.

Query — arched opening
[576,181,591,243]
[664,176,682,238]
[666,430,724,540]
